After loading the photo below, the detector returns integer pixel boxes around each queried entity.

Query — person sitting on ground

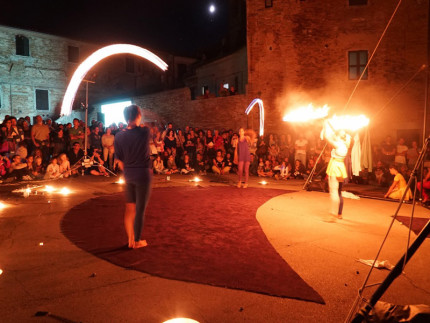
[32,156,45,179]
[249,153,259,176]
[258,159,274,177]
[194,152,207,175]
[26,155,34,178]
[180,154,195,175]
[85,149,109,177]
[291,159,305,179]
[384,165,412,200]
[417,167,430,204]
[372,160,389,186]
[212,149,230,175]
[45,157,61,179]
[274,160,290,180]
[9,154,32,181]
[67,142,84,176]
[407,141,420,170]
[58,153,71,178]
[0,154,11,181]
[166,154,179,174]
[153,155,168,174]
[101,127,115,169]
[16,142,28,160]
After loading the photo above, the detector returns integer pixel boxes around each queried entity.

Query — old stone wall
[132,87,252,131]
[247,0,429,144]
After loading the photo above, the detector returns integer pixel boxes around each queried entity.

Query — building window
[35,89,49,110]
[202,85,209,95]
[126,57,135,73]
[349,0,367,5]
[68,46,79,63]
[348,50,368,80]
[16,35,30,56]
[265,0,273,8]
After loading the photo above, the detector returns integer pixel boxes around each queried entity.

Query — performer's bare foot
[337,214,343,219]
[128,238,135,249]
[133,240,148,249]
[323,215,337,223]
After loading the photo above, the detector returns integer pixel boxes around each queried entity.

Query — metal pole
[84,81,88,158]
[303,142,327,190]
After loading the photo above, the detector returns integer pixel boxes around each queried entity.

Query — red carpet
[61,186,324,304]
[395,216,430,238]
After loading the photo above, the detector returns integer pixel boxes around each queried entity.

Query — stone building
[247,0,429,144]
[0,24,195,123]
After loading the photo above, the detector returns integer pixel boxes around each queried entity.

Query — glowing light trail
[245,99,265,136]
[283,104,329,123]
[61,44,168,116]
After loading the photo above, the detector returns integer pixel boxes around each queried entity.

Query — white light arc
[245,98,265,136]
[61,44,168,116]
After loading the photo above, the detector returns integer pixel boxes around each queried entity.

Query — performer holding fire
[322,119,351,220]
[114,105,152,249]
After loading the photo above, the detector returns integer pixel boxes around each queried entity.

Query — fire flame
[283,104,329,122]
[245,99,265,136]
[328,114,369,131]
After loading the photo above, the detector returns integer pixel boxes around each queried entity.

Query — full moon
[209,4,216,13]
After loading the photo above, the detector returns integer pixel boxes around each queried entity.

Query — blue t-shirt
[114,126,151,183]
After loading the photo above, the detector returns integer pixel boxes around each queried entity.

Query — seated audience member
[184,133,196,161]
[417,167,430,204]
[305,158,316,179]
[195,137,205,156]
[68,142,84,175]
[32,156,45,179]
[166,154,179,174]
[372,160,389,186]
[291,159,305,179]
[51,128,67,157]
[275,160,290,180]
[249,153,259,176]
[58,153,71,178]
[89,126,103,153]
[384,165,412,200]
[9,154,31,181]
[195,152,208,175]
[45,157,61,179]
[212,150,230,175]
[225,152,234,173]
[0,154,11,180]
[16,142,28,160]
[153,155,168,174]
[85,149,109,177]
[26,155,34,178]
[258,159,274,177]
[180,154,195,175]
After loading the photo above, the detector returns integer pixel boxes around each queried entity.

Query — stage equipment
[347,137,430,323]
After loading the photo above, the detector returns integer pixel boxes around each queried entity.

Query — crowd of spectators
[1,114,429,201]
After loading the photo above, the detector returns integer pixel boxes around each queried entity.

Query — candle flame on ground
[259,180,268,185]
[0,202,6,210]
[44,185,56,193]
[283,104,329,122]
[60,187,71,195]
[116,178,125,184]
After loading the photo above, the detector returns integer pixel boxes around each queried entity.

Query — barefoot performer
[114,105,152,248]
[322,119,351,219]
[234,128,256,188]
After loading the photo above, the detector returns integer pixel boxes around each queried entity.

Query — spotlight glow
[245,99,265,136]
[209,4,216,13]
[0,202,6,210]
[39,242,44,246]
[61,44,168,116]
[0,269,3,275]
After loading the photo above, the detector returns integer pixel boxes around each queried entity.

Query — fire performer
[234,128,255,188]
[114,105,152,249]
[321,119,351,220]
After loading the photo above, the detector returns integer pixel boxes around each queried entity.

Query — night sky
[0,0,230,57]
